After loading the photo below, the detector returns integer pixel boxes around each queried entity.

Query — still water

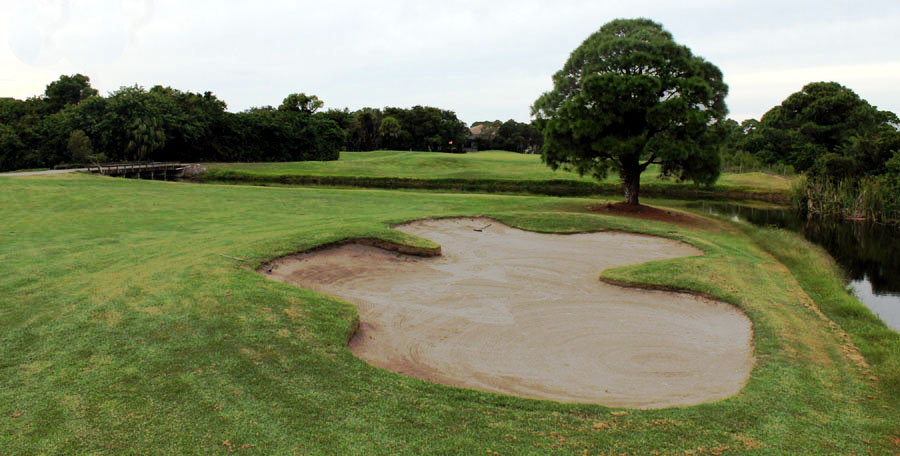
[690,202,900,332]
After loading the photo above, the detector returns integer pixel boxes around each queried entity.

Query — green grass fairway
[204,150,792,198]
[1,174,896,454]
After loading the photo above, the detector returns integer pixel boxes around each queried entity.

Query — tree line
[0,75,345,171]
[0,74,496,172]
[469,120,543,153]
[328,106,469,153]
[718,81,900,180]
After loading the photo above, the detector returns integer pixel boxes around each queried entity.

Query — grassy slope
[1,174,895,455]
[206,150,792,194]
[744,227,900,419]
[209,151,588,181]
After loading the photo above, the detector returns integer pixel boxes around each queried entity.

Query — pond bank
[690,201,900,332]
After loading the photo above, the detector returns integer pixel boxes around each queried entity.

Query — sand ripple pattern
[266,218,754,408]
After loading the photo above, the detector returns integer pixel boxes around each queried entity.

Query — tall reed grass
[792,175,900,224]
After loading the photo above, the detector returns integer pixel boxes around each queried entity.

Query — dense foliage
[340,105,469,153]
[0,75,476,171]
[722,82,900,179]
[468,119,543,153]
[532,18,729,205]
[0,75,344,171]
[789,152,900,224]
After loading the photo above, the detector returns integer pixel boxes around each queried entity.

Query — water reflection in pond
[689,202,900,332]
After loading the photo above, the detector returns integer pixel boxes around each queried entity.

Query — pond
[689,202,900,332]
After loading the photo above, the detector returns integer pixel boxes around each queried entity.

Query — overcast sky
[2,0,899,124]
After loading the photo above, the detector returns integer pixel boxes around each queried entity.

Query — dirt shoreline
[263,218,754,408]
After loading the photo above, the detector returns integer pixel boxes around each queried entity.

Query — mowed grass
[209,150,587,181]
[207,150,793,193]
[1,174,896,455]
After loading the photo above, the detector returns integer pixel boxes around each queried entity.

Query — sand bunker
[265,218,754,408]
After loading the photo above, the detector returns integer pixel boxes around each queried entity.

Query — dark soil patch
[588,202,712,229]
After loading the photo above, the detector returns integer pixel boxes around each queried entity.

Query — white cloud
[2,0,899,123]
[725,62,900,121]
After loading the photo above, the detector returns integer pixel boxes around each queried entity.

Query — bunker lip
[263,217,755,409]
[259,237,440,272]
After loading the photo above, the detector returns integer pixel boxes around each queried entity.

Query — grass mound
[203,150,791,202]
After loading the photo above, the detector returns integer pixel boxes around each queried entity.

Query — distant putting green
[1,174,896,455]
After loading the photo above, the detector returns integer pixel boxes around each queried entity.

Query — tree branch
[597,150,615,161]
[639,152,658,171]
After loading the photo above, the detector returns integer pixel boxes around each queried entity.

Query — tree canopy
[751,82,900,177]
[531,18,728,205]
[44,73,99,114]
[469,119,543,153]
[0,74,480,171]
[345,106,468,153]
[278,93,324,114]
[0,76,345,170]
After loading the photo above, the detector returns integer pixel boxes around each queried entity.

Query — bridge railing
[88,162,183,175]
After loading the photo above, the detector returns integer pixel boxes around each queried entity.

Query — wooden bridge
[87,162,185,180]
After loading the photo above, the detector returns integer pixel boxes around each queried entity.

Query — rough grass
[0,174,896,455]
[719,171,792,191]
[203,150,791,202]
[745,227,900,411]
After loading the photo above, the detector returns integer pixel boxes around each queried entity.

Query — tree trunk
[623,170,640,206]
